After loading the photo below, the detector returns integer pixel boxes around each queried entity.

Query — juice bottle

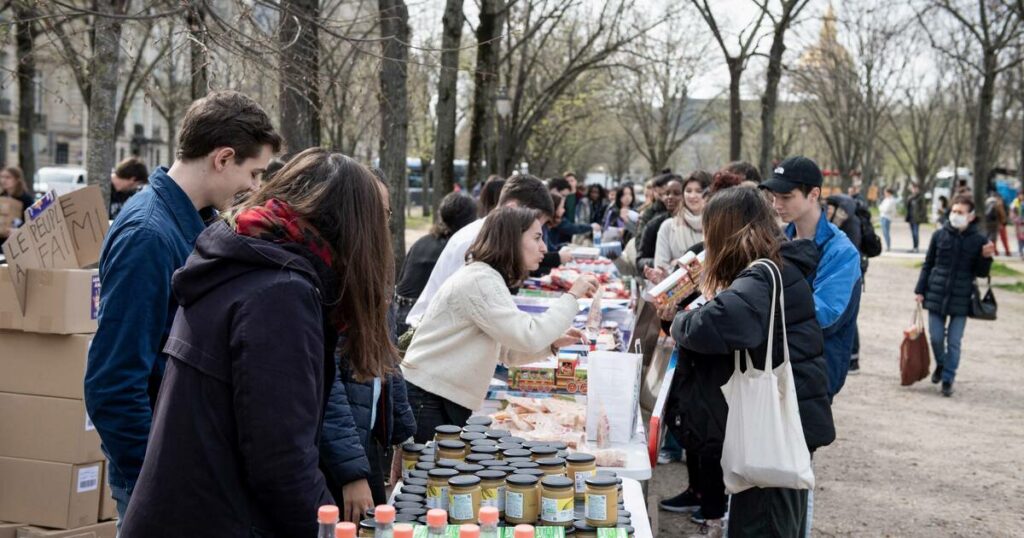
[373,504,395,538]
[426,508,447,537]
[513,524,535,538]
[459,524,480,538]
[335,522,356,538]
[478,506,499,538]
[393,523,413,538]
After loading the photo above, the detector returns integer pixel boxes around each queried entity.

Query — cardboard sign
[1,187,109,313]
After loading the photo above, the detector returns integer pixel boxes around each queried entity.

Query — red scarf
[233,199,334,268]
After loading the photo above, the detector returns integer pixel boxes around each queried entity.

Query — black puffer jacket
[636,211,670,272]
[915,221,992,316]
[666,239,835,458]
[122,221,338,538]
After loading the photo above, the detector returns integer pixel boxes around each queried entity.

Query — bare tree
[86,0,130,201]
[186,0,209,99]
[925,0,1024,230]
[378,0,410,268]
[146,18,192,160]
[883,84,953,193]
[609,131,634,183]
[613,19,713,174]
[757,0,811,176]
[691,0,767,161]
[320,0,378,157]
[494,0,658,176]
[431,0,465,214]
[467,0,505,187]
[279,0,321,151]
[14,2,37,190]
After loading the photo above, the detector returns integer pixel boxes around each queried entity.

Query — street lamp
[495,87,511,119]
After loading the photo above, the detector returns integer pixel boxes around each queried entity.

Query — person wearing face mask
[915,195,995,397]
[637,175,684,273]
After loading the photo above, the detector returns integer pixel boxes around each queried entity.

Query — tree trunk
[188,1,208,100]
[15,5,36,191]
[280,0,321,152]
[86,0,127,203]
[973,52,997,235]
[759,23,787,176]
[378,0,410,269]
[727,59,743,161]
[431,0,464,215]
[467,0,503,187]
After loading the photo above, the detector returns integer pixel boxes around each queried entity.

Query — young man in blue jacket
[762,156,863,399]
[84,91,281,525]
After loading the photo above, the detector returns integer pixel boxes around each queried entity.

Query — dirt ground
[648,224,1024,537]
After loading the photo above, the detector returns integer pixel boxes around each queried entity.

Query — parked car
[34,166,88,197]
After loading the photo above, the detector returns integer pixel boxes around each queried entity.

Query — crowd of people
[0,89,1006,537]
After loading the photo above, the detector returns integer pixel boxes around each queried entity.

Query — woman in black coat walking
[121,149,400,538]
[915,194,994,397]
[667,187,834,537]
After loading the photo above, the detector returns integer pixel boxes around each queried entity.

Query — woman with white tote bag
[670,188,835,537]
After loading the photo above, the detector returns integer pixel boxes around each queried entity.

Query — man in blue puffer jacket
[320,321,417,523]
[762,156,863,399]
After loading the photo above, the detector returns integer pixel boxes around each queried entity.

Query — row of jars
[393,421,632,533]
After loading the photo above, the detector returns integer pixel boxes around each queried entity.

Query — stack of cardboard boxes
[0,187,118,538]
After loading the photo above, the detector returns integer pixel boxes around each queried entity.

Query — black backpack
[854,200,883,258]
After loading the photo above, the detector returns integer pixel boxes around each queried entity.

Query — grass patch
[405,212,431,231]
[990,262,1022,277]
[993,281,1024,293]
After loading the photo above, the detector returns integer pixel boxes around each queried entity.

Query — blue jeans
[110,482,133,535]
[928,312,967,383]
[880,217,892,250]
[909,222,920,250]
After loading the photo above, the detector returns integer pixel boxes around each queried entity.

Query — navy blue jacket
[915,221,992,316]
[122,221,338,538]
[84,168,214,488]
[319,340,417,497]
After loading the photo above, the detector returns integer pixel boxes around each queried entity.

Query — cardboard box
[0,267,24,331]
[3,188,108,312]
[0,393,102,464]
[98,463,115,522]
[0,197,24,234]
[21,269,100,335]
[0,457,101,529]
[16,521,115,538]
[0,523,23,538]
[0,332,91,399]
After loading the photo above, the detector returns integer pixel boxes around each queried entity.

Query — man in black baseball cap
[761,155,862,401]
[760,155,823,194]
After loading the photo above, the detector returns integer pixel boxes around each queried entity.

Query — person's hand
[552,327,588,349]
[341,479,375,522]
[656,301,677,322]
[559,246,573,264]
[915,294,925,304]
[982,241,996,258]
[620,207,631,222]
[644,266,667,285]
[568,274,600,298]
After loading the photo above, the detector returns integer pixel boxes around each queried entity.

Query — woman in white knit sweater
[401,206,599,441]
[648,171,710,280]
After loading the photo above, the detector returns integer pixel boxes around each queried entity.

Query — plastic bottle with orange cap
[374,504,395,538]
[318,505,339,538]
[335,521,356,538]
[478,506,499,538]
[514,524,535,538]
[427,508,447,537]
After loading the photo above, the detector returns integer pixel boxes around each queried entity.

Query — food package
[641,251,706,308]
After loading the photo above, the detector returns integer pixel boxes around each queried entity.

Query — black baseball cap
[760,156,823,193]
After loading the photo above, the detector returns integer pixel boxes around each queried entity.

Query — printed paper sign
[85,412,95,432]
[91,274,101,320]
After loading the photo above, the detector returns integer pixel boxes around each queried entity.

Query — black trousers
[688,451,728,520]
[728,487,808,537]
[405,382,474,444]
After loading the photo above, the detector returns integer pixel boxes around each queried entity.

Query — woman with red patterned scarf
[121,148,400,538]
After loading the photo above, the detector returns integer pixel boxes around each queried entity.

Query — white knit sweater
[401,262,580,410]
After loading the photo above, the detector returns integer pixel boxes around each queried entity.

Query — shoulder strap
[749,259,790,371]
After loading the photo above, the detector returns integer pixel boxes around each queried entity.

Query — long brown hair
[466,206,541,288]
[701,187,783,296]
[1,167,27,197]
[240,147,398,381]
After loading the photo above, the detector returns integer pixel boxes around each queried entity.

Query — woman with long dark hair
[402,207,599,439]
[666,187,834,537]
[121,148,400,537]
[602,184,638,242]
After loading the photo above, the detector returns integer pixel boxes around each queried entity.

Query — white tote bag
[719,259,814,494]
